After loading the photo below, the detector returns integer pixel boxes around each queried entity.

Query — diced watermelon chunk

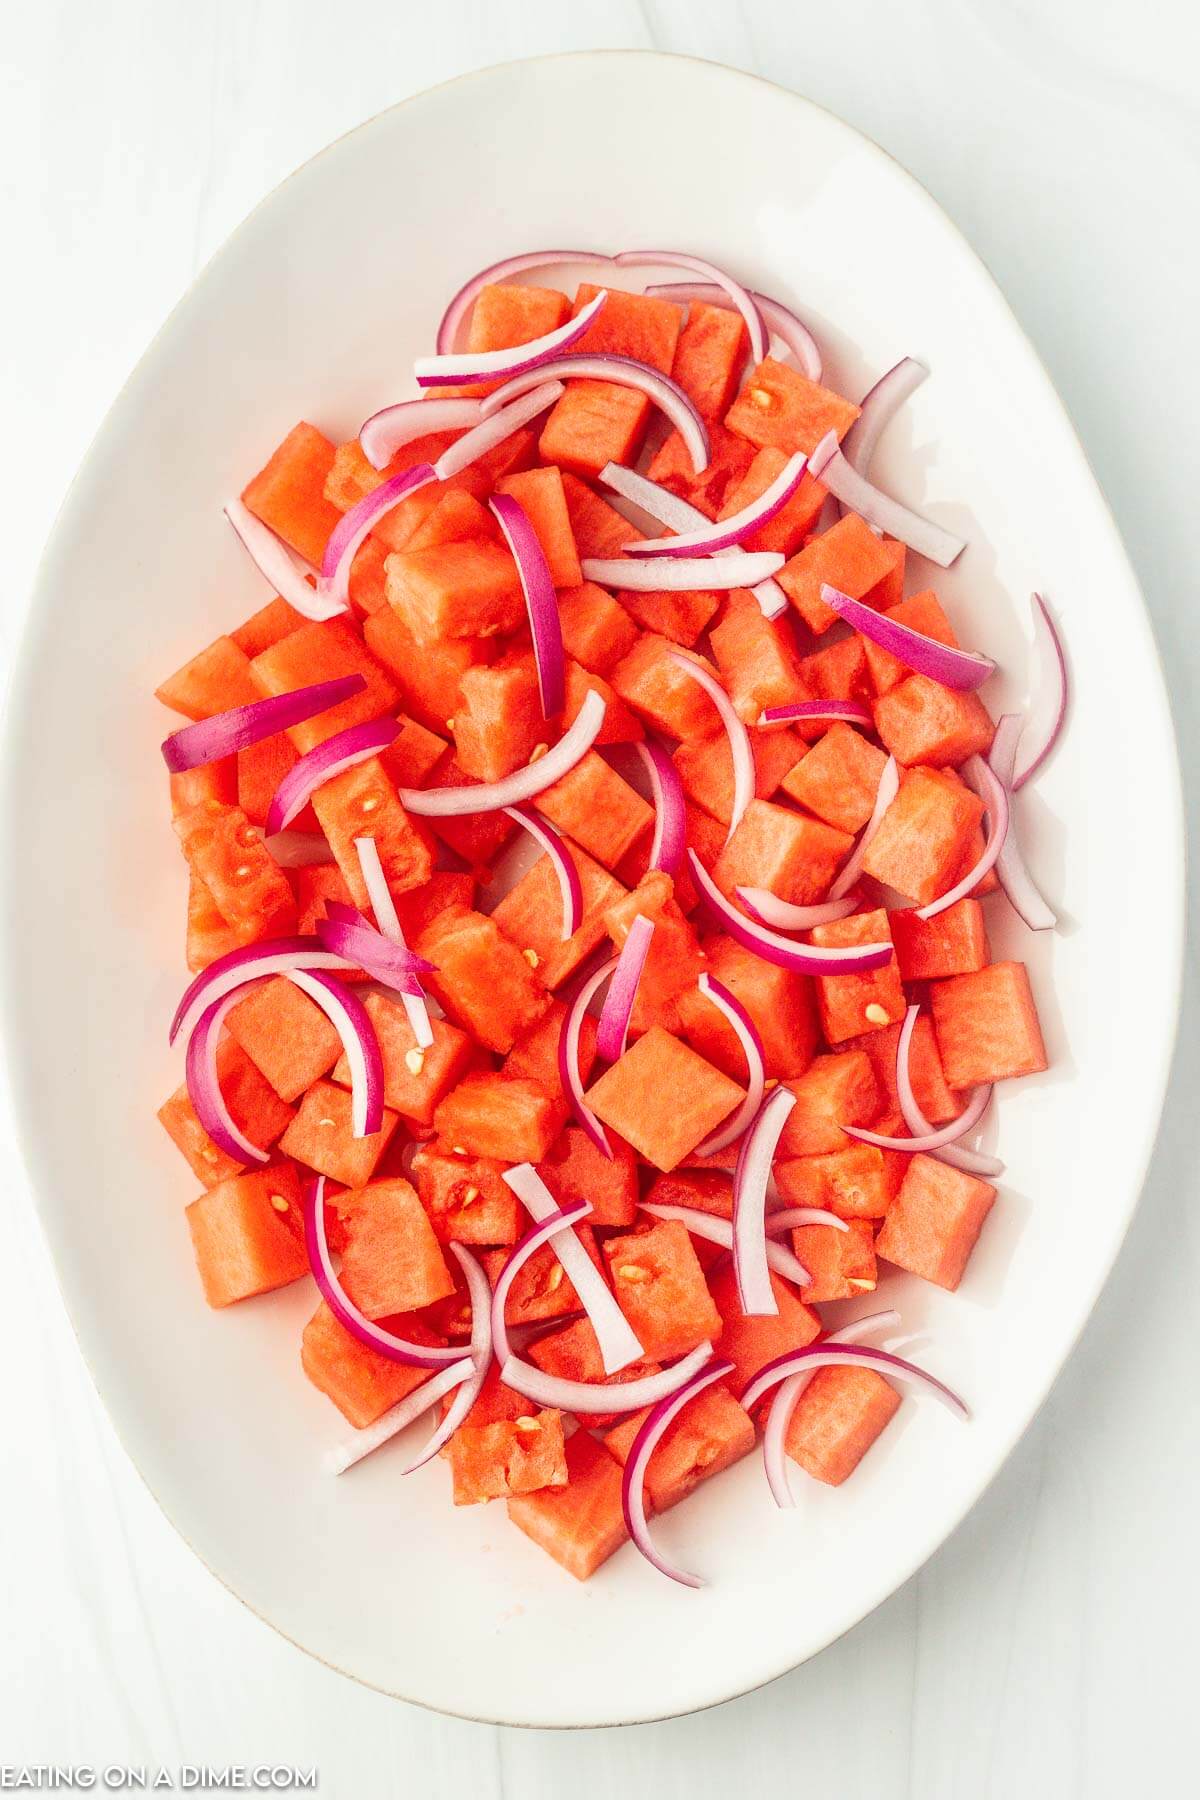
[330,995,473,1127]
[860,766,984,905]
[278,1079,399,1188]
[890,897,990,981]
[725,358,859,457]
[609,636,723,739]
[785,1364,900,1485]
[587,1029,745,1173]
[411,1144,521,1246]
[385,540,525,642]
[810,907,906,1046]
[791,1217,878,1303]
[675,935,818,1080]
[602,1219,722,1360]
[185,1167,310,1307]
[537,1124,640,1228]
[495,466,582,587]
[929,961,1048,1086]
[708,1264,820,1403]
[709,587,814,725]
[872,673,994,767]
[780,722,888,833]
[335,1177,455,1317]
[506,1430,629,1581]
[241,422,343,567]
[433,1071,565,1163]
[249,616,400,753]
[225,973,343,1101]
[557,581,640,675]
[713,798,852,907]
[309,757,433,907]
[603,1382,754,1512]
[875,1152,997,1289]
[415,906,550,1053]
[449,1410,568,1505]
[777,513,897,635]
[536,750,653,870]
[301,1300,445,1428]
[777,1050,882,1157]
[671,299,747,420]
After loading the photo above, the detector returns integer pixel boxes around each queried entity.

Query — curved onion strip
[400,689,605,815]
[821,584,994,692]
[354,835,434,1050]
[915,754,1009,919]
[266,714,400,835]
[324,1356,474,1475]
[617,249,767,362]
[809,431,965,568]
[488,1199,593,1367]
[285,970,383,1138]
[829,755,901,901]
[622,1356,736,1587]
[840,359,929,502]
[558,955,616,1155]
[319,462,437,608]
[744,1342,969,1419]
[1013,594,1068,789]
[691,975,766,1156]
[170,937,355,1048]
[666,652,753,841]
[598,461,787,618]
[736,888,858,931]
[582,551,782,592]
[988,715,1057,930]
[489,492,565,717]
[629,453,807,557]
[759,699,874,729]
[596,915,654,1063]
[633,740,686,875]
[766,1207,850,1234]
[847,1081,993,1153]
[482,355,710,474]
[359,396,483,471]
[185,991,269,1167]
[304,1176,464,1368]
[161,673,366,774]
[500,1341,715,1417]
[434,381,565,480]
[643,281,822,381]
[223,497,344,622]
[733,1087,797,1314]
[896,1005,1004,1179]
[760,1312,901,1506]
[643,1203,809,1287]
[417,288,607,387]
[503,805,583,940]
[436,249,612,354]
[502,1165,644,1375]
[387,1245,493,1476]
[314,911,433,997]
[687,850,892,974]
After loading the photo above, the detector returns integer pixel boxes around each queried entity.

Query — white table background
[2,2,1197,1792]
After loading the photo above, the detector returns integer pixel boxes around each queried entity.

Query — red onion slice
[324,1355,474,1475]
[616,249,767,362]
[503,805,583,940]
[643,1203,809,1287]
[829,754,901,901]
[759,700,874,729]
[417,288,607,388]
[319,461,437,609]
[691,975,766,1156]
[598,461,787,618]
[766,1207,850,1234]
[304,1176,464,1369]
[482,355,710,474]
[737,888,858,931]
[223,497,344,622]
[896,1004,1003,1179]
[502,1164,644,1376]
[666,653,754,841]
[596,914,655,1063]
[400,689,605,816]
[582,551,782,592]
[433,381,565,480]
[759,1312,901,1507]
[847,1081,993,1153]
[988,715,1057,931]
[169,937,354,1048]
[915,754,1009,919]
[839,359,929,515]
[744,1342,969,1419]
[315,911,434,996]
[387,1244,493,1476]
[687,850,893,975]
[185,992,270,1168]
[354,835,435,1049]
[359,396,483,472]
[821,584,994,692]
[644,282,822,381]
[733,1086,797,1315]
[559,955,616,1157]
[436,249,612,354]
[265,714,400,836]
[488,1198,594,1366]
[633,740,686,875]
[621,1355,736,1587]
[285,970,384,1138]
[629,453,808,557]
[161,674,367,774]
[1013,594,1068,789]
[489,492,565,717]
[500,1342,715,1417]
[808,431,966,568]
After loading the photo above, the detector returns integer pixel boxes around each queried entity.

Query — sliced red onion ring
[500,1342,715,1417]
[687,850,892,975]
[821,584,994,692]
[847,1081,993,1153]
[185,991,269,1168]
[482,355,710,474]
[629,453,808,558]
[223,497,343,622]
[643,282,822,381]
[436,249,612,355]
[839,359,929,515]
[265,714,400,836]
[502,1164,644,1376]
[433,381,565,481]
[559,955,616,1157]
[354,835,434,1049]
[286,970,384,1138]
[489,492,565,717]
[596,914,654,1063]
[759,1312,901,1507]
[621,1355,736,1587]
[766,1207,850,1234]
[759,699,874,729]
[169,937,354,1048]
[616,250,767,363]
[733,1086,797,1314]
[387,1245,493,1476]
[400,688,605,816]
[643,1203,809,1287]
[358,396,483,472]
[896,1004,1003,1179]
[582,551,782,592]
[161,674,367,774]
[1013,591,1068,791]
[633,740,686,875]
[808,431,965,568]
[503,805,583,940]
[304,1175,464,1369]
[666,652,754,841]
[488,1197,593,1367]
[736,888,858,931]
[988,715,1057,930]
[324,1355,474,1475]
[744,1342,969,1419]
[417,288,607,388]
[315,910,434,996]
[319,461,436,609]
[915,754,1009,919]
[691,975,766,1157]
[829,754,901,901]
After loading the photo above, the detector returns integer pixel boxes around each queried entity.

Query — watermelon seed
[269,1194,290,1213]
[522,948,540,969]
[404,1049,425,1075]
[864,1003,889,1026]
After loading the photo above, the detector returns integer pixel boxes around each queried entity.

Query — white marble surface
[2,2,1197,1791]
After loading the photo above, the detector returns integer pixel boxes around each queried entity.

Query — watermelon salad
[155,249,1066,1587]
